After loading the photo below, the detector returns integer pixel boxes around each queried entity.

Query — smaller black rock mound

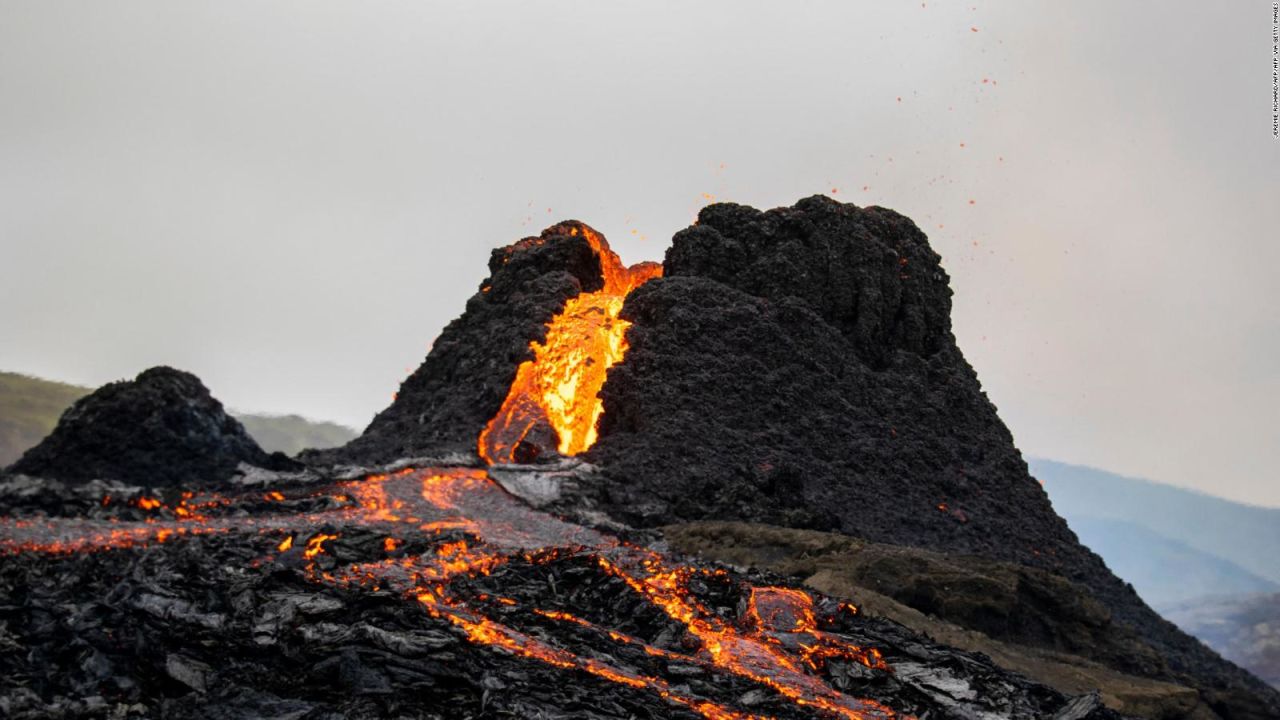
[6,367,295,486]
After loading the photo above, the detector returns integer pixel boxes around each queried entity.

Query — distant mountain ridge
[1034,459,1280,691]
[1162,592,1280,690]
[0,370,356,465]
[1063,516,1277,607]
[1033,459,1280,593]
[234,413,359,457]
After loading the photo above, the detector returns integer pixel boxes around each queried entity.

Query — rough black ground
[662,520,1217,718]
[5,367,294,487]
[0,499,1120,720]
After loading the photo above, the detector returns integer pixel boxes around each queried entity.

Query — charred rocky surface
[663,522,1161,675]
[5,367,295,487]
[289,197,1278,718]
[588,197,1081,562]
[577,197,1279,718]
[5,198,1274,719]
[662,521,1219,719]
[0,467,1120,720]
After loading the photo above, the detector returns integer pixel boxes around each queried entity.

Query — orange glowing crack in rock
[479,225,661,464]
[418,592,758,720]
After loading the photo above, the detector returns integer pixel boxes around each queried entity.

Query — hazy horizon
[2,2,1278,506]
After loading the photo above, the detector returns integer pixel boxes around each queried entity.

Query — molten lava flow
[303,532,338,560]
[479,226,661,464]
[0,467,905,719]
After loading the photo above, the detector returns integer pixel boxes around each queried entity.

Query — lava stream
[479,225,661,464]
[0,468,902,719]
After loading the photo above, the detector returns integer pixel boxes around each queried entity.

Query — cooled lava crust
[5,196,1278,718]
[310,196,1277,718]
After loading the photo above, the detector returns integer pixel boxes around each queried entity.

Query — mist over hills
[1035,459,1280,691]
[1033,459,1280,597]
[1063,516,1276,607]
[1163,593,1280,691]
[0,370,356,465]
[232,413,359,457]
[4,371,1277,699]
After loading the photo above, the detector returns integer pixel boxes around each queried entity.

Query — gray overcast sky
[2,2,1278,506]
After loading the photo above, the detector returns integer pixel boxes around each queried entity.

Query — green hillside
[0,372,92,467]
[236,413,358,457]
[0,370,357,464]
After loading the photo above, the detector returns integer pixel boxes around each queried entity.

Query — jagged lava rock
[581,196,1279,719]
[0,517,1123,720]
[301,197,1277,718]
[305,222,606,465]
[6,366,294,486]
[591,196,1058,566]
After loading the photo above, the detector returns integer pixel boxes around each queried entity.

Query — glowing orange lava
[303,532,338,560]
[479,225,661,464]
[0,467,902,719]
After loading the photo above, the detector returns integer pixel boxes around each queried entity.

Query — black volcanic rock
[590,196,1061,565]
[0,471,1124,720]
[305,222,607,465]
[6,367,294,486]
[576,197,1278,718]
[299,198,1278,717]
[664,198,951,368]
